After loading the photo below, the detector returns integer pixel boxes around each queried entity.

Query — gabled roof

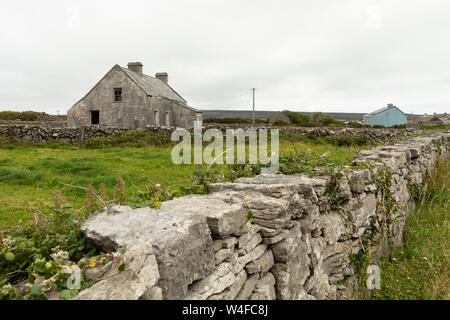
[119,66,187,104]
[365,105,405,117]
[72,64,201,113]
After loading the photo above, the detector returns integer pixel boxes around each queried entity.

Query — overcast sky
[0,0,449,115]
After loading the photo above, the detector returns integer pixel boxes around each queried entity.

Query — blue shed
[363,104,407,127]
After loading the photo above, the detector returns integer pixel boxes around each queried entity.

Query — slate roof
[120,66,187,104]
[72,64,201,113]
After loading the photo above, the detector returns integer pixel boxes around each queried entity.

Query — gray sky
[1,0,449,115]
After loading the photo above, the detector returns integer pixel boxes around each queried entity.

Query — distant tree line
[203,117,268,125]
[280,110,355,127]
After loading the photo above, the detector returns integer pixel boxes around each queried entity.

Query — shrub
[0,203,98,287]
[311,112,345,127]
[281,110,311,126]
[323,135,371,146]
[347,121,364,128]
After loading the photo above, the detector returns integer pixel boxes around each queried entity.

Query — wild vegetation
[0,131,369,226]
[0,111,62,122]
[420,124,450,130]
[0,126,442,300]
[281,110,347,127]
[372,158,449,300]
[203,117,268,124]
[0,129,374,299]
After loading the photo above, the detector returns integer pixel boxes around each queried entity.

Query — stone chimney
[155,72,168,84]
[127,62,143,76]
[387,103,394,108]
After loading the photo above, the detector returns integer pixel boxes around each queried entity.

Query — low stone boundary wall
[1,122,421,144]
[73,131,449,300]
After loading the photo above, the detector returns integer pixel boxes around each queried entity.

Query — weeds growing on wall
[373,157,449,300]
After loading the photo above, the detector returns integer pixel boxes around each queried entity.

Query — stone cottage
[67,62,202,128]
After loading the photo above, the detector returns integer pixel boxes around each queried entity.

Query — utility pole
[251,88,256,126]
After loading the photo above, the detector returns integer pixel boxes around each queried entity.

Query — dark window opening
[91,110,99,124]
[114,88,122,102]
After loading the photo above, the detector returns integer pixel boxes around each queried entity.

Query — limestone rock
[238,233,262,256]
[207,270,247,300]
[140,286,163,300]
[238,223,261,248]
[249,272,276,300]
[185,263,235,300]
[235,273,259,300]
[245,249,274,274]
[222,237,238,250]
[271,241,310,300]
[213,240,223,252]
[215,248,233,264]
[234,244,267,273]
[271,223,302,262]
[243,191,291,230]
[75,244,159,300]
[161,192,247,237]
[81,205,215,300]
[348,170,370,194]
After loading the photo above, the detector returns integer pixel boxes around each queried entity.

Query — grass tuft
[373,158,449,300]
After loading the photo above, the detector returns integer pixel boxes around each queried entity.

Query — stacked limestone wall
[0,121,423,144]
[74,132,448,300]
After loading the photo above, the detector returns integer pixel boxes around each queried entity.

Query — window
[114,88,122,102]
[91,111,99,125]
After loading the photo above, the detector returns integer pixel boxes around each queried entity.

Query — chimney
[127,62,143,76]
[155,72,168,84]
[387,103,394,108]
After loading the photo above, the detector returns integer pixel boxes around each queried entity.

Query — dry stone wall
[76,132,448,300]
[1,122,421,144]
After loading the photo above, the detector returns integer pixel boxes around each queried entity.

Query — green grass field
[0,140,365,226]
[373,158,449,300]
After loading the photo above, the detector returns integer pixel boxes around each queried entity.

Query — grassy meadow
[0,138,366,226]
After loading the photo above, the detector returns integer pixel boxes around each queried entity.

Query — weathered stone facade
[74,131,448,300]
[67,62,201,129]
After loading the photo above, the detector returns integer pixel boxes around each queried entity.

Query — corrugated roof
[120,66,187,103]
